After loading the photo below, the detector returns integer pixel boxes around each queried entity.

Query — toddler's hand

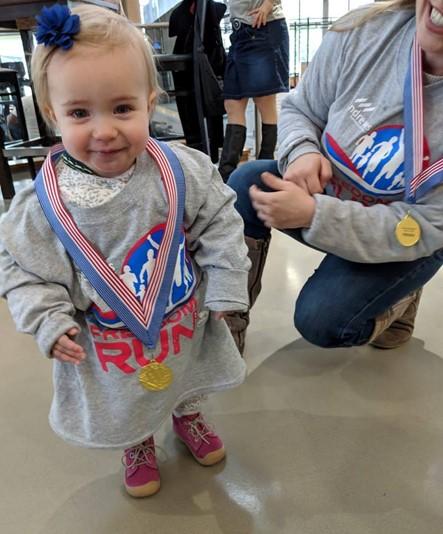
[283,153,332,195]
[51,327,86,365]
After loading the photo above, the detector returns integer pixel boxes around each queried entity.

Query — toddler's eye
[115,104,132,114]
[70,109,88,119]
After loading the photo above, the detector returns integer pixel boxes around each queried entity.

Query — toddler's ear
[45,106,57,127]
[147,91,157,114]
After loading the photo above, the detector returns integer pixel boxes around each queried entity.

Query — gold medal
[395,213,421,247]
[139,362,173,391]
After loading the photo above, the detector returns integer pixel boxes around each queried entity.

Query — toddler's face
[46,44,153,177]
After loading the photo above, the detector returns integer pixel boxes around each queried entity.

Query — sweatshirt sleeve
[302,184,443,262]
[179,150,251,311]
[0,187,90,356]
[277,29,347,174]
[0,246,80,356]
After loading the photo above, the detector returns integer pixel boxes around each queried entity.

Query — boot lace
[122,441,157,469]
[185,416,214,444]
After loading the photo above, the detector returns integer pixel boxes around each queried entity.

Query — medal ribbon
[404,36,443,202]
[35,137,186,349]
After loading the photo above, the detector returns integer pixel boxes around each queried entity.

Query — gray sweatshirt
[0,144,249,448]
[229,0,284,25]
[278,8,443,263]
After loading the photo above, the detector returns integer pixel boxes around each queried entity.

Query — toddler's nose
[92,118,118,141]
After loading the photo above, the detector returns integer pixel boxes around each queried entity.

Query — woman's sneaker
[172,413,225,466]
[122,436,160,497]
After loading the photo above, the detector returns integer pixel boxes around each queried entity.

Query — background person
[6,104,23,140]
[218,0,289,182]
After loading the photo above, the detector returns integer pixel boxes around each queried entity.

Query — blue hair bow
[35,4,80,50]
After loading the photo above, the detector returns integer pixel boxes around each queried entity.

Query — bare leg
[224,97,249,125]
[253,94,277,124]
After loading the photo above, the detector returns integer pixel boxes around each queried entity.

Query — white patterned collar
[56,158,136,208]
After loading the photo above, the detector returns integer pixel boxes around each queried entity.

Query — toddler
[0,4,250,498]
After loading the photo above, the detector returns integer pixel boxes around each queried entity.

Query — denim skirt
[223,18,289,99]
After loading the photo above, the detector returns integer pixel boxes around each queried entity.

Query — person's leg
[253,94,278,160]
[370,288,423,349]
[228,159,279,238]
[173,396,225,466]
[218,98,249,182]
[123,436,160,497]
[294,252,443,348]
[225,161,280,352]
[230,162,437,350]
[224,97,249,126]
[253,94,277,124]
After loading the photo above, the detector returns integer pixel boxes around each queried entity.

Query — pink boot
[122,437,160,497]
[172,413,225,466]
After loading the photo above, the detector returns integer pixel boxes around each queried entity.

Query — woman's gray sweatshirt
[278,8,443,263]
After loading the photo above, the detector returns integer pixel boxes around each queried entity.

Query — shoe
[122,437,160,497]
[218,124,247,182]
[224,235,271,355]
[172,413,225,466]
[224,310,249,354]
[257,123,277,159]
[370,289,423,350]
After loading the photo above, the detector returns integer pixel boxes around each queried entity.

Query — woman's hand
[51,327,86,365]
[249,172,316,229]
[249,0,273,28]
[283,153,332,194]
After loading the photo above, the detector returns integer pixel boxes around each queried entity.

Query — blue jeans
[228,160,443,348]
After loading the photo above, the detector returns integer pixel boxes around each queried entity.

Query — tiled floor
[1,229,443,534]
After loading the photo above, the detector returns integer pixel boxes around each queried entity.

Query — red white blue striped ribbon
[34,138,186,348]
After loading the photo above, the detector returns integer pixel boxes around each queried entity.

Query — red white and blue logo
[91,224,196,329]
[325,126,430,198]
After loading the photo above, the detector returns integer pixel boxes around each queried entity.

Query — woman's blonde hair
[31,5,161,126]
[332,0,415,31]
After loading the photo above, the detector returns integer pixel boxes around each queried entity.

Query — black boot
[257,123,277,160]
[218,124,247,182]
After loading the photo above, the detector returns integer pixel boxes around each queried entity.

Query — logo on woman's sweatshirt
[347,97,376,133]
[325,125,430,200]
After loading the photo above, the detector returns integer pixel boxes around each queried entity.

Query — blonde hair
[332,0,415,31]
[31,5,160,126]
